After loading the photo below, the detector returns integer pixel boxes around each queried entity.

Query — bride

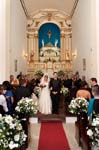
[39,73,52,114]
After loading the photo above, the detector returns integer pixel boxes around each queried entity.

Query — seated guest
[87,85,99,116]
[0,84,8,115]
[76,82,91,101]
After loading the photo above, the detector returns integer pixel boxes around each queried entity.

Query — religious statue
[55,39,58,47]
[42,39,44,47]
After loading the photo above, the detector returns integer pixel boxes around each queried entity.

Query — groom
[49,72,62,114]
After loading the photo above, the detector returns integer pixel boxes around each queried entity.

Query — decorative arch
[38,23,60,50]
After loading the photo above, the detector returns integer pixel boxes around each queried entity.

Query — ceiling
[21,0,79,18]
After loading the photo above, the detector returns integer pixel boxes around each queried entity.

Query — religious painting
[82,58,86,71]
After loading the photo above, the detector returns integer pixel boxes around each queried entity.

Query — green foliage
[57,70,65,77]
[35,70,44,76]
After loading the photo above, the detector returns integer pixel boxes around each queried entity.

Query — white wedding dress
[39,82,52,114]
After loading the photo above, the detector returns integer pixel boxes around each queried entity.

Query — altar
[39,41,60,62]
[26,10,72,75]
[27,38,72,76]
[28,60,72,77]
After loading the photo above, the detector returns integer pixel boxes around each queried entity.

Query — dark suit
[93,99,99,114]
[49,78,61,114]
[14,86,31,107]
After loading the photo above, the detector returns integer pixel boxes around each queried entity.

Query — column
[33,36,35,56]
[96,0,99,81]
[65,35,68,50]
[27,35,29,61]
[34,33,39,61]
[60,32,65,61]
[0,0,11,83]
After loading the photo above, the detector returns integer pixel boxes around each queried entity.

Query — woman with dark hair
[3,81,13,90]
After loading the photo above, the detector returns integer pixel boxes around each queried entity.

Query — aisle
[27,122,81,150]
[38,121,70,150]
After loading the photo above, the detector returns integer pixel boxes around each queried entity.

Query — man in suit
[49,72,62,114]
[90,77,98,87]
[14,79,31,107]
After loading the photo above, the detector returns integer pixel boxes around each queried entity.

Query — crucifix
[47,30,52,39]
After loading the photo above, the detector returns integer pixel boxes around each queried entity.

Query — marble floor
[27,120,81,150]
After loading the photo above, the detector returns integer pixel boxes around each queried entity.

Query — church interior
[0,0,99,150]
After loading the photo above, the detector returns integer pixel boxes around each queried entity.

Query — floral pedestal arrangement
[81,127,90,150]
[75,120,81,146]
[69,97,89,147]
[8,144,26,150]
[15,97,39,149]
[20,118,29,148]
[75,112,89,147]
[87,115,99,150]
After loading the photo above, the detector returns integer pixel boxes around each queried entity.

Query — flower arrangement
[15,97,38,117]
[60,86,69,96]
[57,70,65,77]
[34,86,41,98]
[35,70,44,76]
[69,97,89,114]
[87,114,99,148]
[0,114,27,150]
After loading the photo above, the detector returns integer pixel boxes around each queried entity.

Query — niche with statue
[39,23,60,62]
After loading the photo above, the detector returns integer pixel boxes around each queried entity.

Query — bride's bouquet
[39,84,46,88]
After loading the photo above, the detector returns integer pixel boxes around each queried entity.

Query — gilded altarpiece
[27,9,73,75]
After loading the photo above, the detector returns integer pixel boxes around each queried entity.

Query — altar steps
[37,113,66,123]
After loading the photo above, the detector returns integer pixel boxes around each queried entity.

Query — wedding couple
[39,72,61,114]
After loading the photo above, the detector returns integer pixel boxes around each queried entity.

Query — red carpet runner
[38,122,70,150]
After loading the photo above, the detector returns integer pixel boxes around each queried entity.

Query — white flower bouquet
[15,97,38,117]
[69,97,89,114]
[60,86,69,96]
[0,114,27,150]
[87,115,99,148]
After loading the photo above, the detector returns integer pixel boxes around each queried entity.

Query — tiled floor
[27,121,81,150]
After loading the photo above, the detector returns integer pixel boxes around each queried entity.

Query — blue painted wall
[39,23,60,50]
